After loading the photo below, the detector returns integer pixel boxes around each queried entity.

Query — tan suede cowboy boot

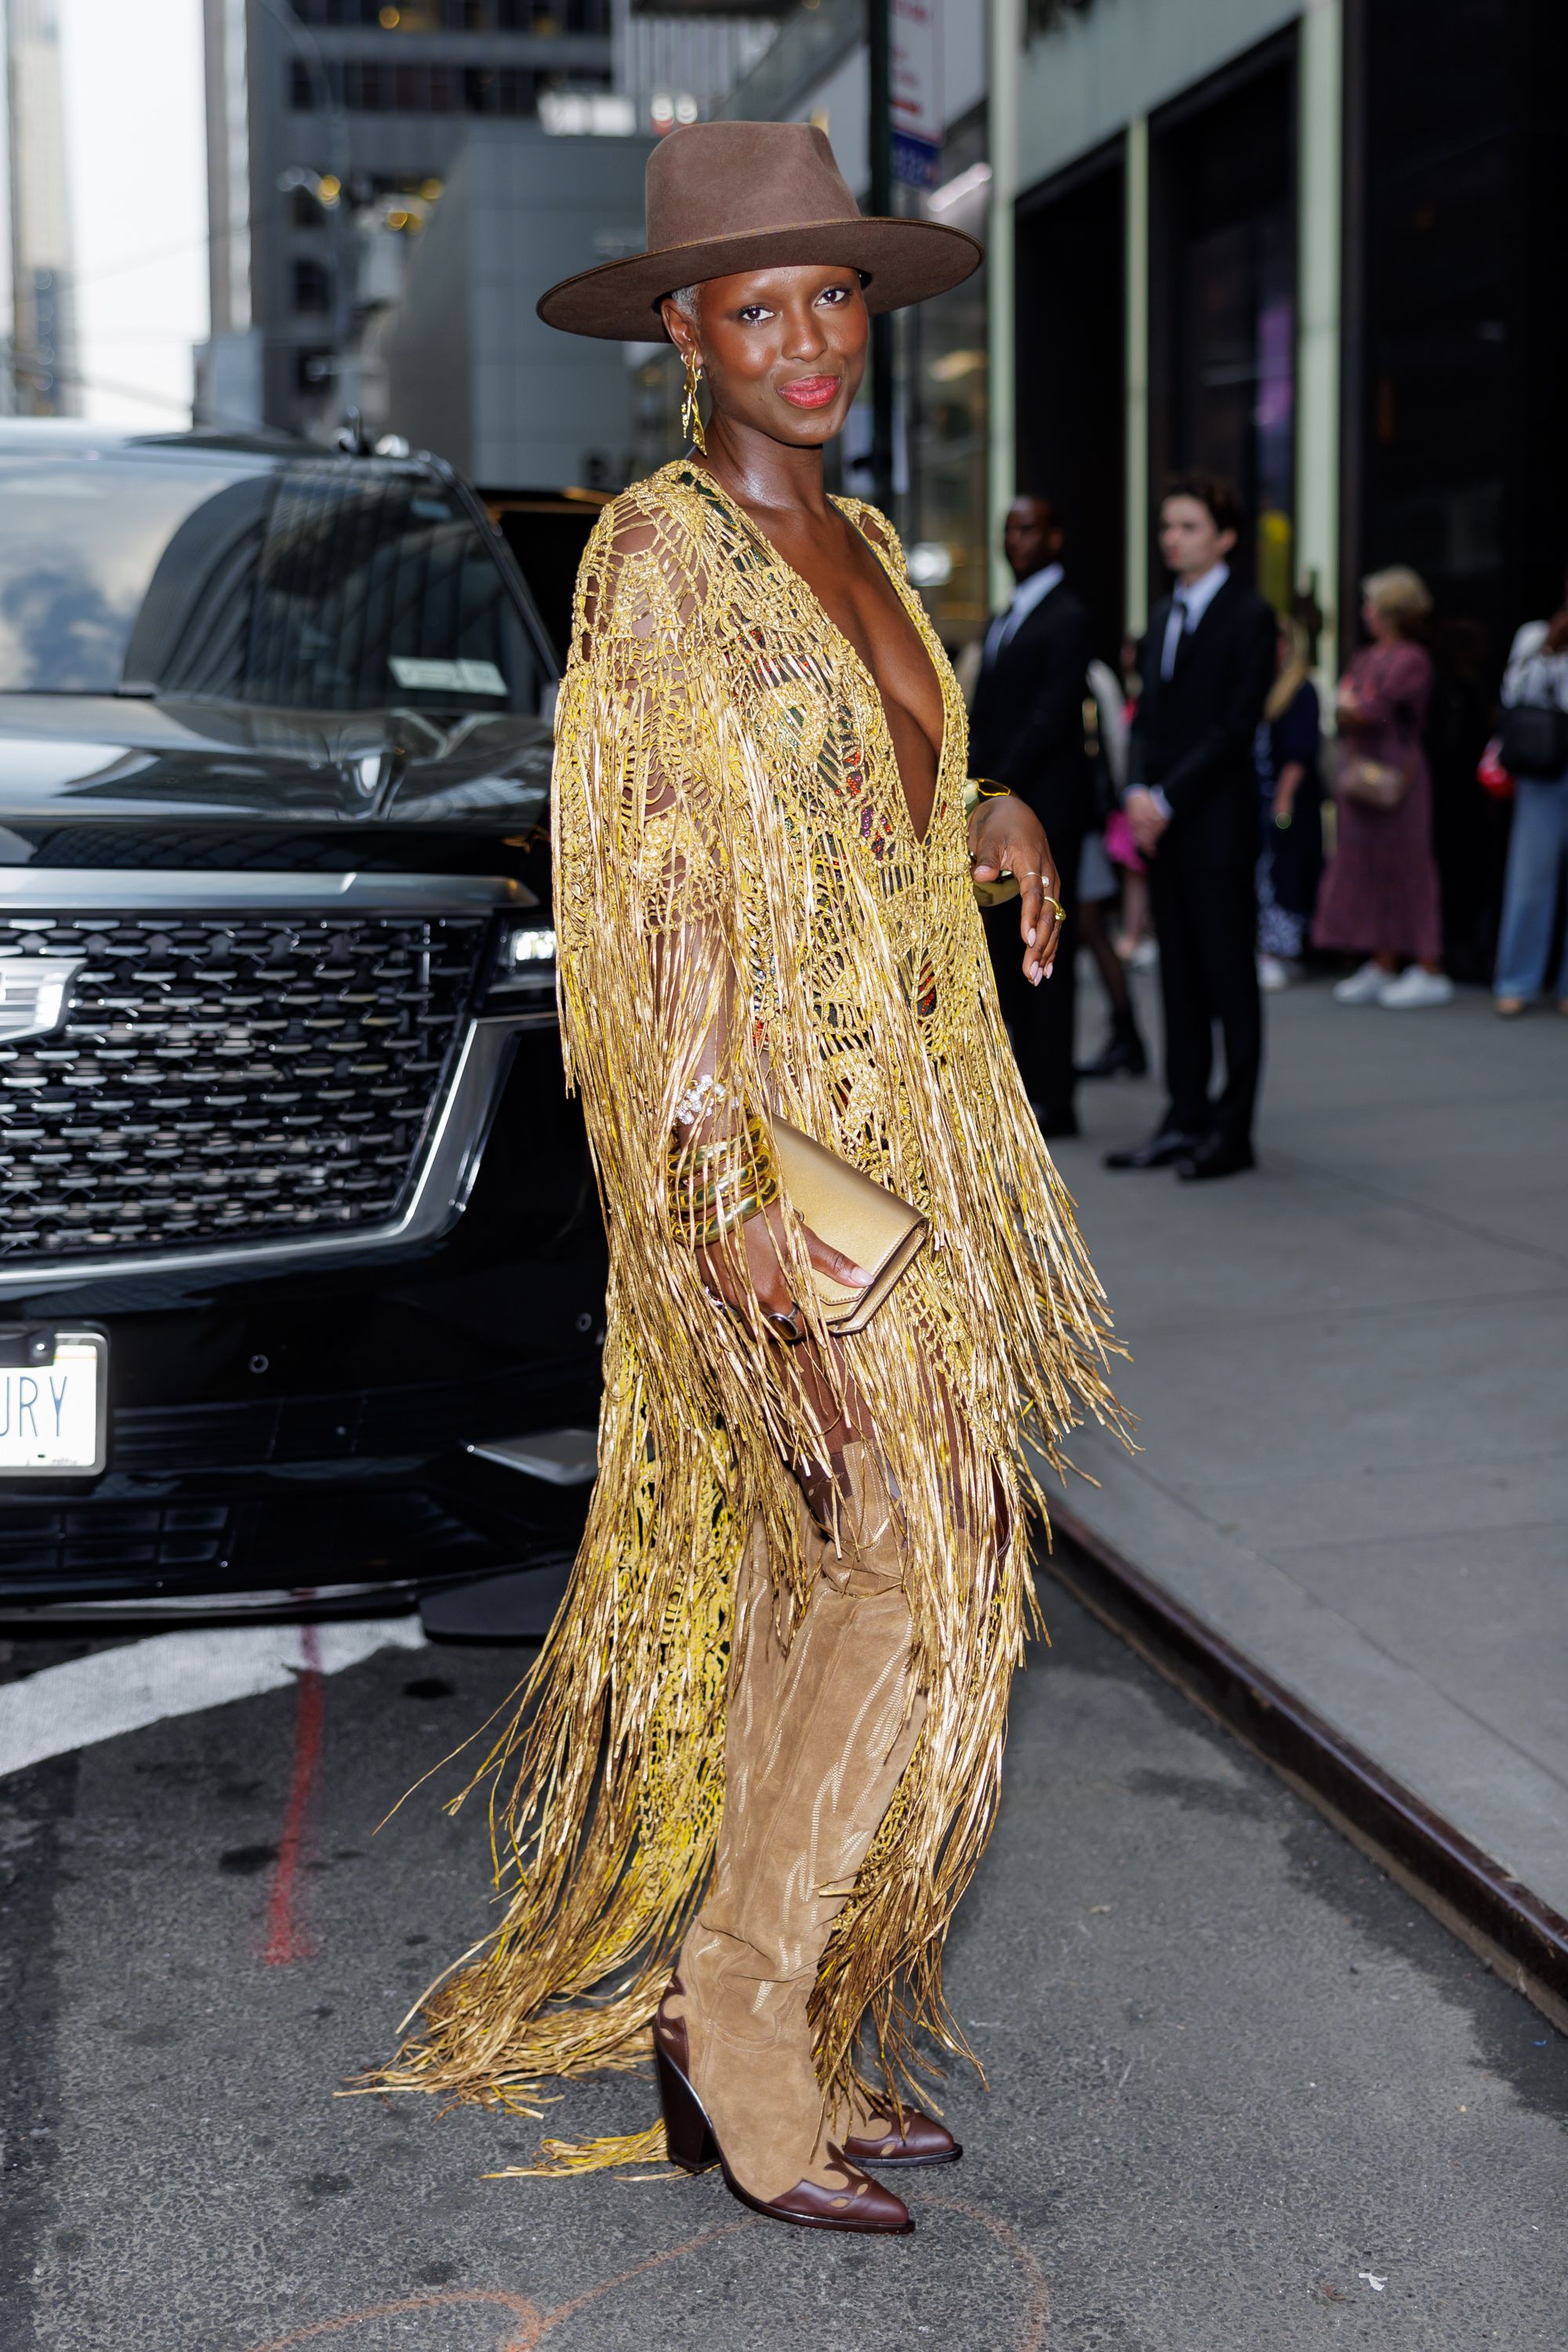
[655,1442,927,2232]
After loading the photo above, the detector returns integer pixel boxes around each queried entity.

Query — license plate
[0,1330,107,1475]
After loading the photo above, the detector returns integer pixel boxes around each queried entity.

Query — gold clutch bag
[771,1117,928,1336]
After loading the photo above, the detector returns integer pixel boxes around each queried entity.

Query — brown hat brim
[537,217,981,340]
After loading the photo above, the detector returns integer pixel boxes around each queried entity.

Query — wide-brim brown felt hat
[537,120,982,340]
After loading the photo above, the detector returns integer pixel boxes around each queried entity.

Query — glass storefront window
[1151,50,1296,610]
[899,116,990,652]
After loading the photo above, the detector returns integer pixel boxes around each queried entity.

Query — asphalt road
[1,1586,1564,2352]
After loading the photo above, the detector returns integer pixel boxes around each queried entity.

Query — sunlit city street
[1,0,1565,2346]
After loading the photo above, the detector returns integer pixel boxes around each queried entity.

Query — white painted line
[0,1617,427,1780]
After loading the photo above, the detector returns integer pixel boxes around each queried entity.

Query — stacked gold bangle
[668,1111,781,1248]
[962,776,1012,819]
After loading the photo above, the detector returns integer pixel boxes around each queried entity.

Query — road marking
[265,1621,325,1967]
[241,2194,1050,2349]
[0,1617,426,1780]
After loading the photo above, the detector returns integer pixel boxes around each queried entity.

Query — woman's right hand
[698,1199,868,1341]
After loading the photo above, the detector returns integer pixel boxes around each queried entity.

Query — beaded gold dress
[387,461,1123,2164]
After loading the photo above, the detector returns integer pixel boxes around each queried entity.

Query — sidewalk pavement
[1052,973,1568,1923]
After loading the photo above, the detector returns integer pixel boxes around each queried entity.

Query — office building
[996,0,1568,683]
[5,0,79,416]
[201,0,617,439]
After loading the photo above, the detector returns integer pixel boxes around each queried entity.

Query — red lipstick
[778,375,840,410]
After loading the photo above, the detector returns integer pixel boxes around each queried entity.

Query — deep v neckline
[684,464,950,853]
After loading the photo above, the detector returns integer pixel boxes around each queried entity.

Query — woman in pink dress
[1316,568,1451,1009]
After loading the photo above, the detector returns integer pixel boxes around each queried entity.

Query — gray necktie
[1161,590,1189,682]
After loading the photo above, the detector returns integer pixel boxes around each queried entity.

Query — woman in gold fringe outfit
[384,122,1123,2238]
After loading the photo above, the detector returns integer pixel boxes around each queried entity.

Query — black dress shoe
[1175,1136,1256,1181]
[1103,1128,1206,1171]
[1076,1018,1149,1080]
[1033,1104,1080,1141]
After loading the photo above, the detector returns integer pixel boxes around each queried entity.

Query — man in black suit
[1105,474,1277,1181]
[970,495,1094,1138]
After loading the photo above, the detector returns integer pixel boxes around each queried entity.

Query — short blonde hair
[1363,566,1433,635]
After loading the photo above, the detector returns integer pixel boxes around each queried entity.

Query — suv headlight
[484,917,557,1004]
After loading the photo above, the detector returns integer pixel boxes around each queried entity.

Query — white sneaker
[1377,967,1454,1009]
[1257,953,1291,993]
[1332,960,1388,1004]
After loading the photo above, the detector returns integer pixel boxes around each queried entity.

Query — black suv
[0,422,604,1617]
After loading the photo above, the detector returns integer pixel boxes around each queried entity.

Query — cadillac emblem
[0,957,87,1045]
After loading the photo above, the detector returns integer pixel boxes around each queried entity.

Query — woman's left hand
[969,794,1062,986]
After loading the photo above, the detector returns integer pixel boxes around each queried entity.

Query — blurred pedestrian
[1316,568,1450,1007]
[1076,655,1149,1079]
[1108,631,1155,966]
[1493,576,1568,1015]
[1428,616,1504,982]
[1254,617,1322,989]
[971,494,1094,1138]
[1105,474,1276,1181]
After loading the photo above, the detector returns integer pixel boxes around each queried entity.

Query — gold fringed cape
[376,462,1126,2162]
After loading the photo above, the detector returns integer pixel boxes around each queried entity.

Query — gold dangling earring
[681,354,706,455]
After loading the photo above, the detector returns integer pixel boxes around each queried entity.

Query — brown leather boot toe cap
[843,2108,961,2167]
[725,2147,913,2234]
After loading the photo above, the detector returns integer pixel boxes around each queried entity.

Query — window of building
[321,58,550,112]
[898,120,994,653]
[294,348,336,394]
[1149,41,1297,610]
[289,0,608,27]
[287,47,604,114]
[292,258,333,314]
[1354,2,1511,642]
[1014,142,1126,657]
[291,1,394,22]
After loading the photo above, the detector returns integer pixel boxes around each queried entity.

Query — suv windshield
[0,450,550,714]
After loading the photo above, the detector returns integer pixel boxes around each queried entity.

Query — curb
[1044,1503,1568,2038]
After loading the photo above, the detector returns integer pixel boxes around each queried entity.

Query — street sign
[891,0,942,190]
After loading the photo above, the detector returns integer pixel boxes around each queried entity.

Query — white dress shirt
[1159,560,1230,681]
[982,561,1065,668]
[1501,619,1568,713]
[1144,561,1232,818]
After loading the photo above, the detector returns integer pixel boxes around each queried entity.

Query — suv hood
[0,694,554,835]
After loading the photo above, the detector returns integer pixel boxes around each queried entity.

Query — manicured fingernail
[1026,927,1036,946]
[850,1264,870,1284]
[1044,960,1054,978]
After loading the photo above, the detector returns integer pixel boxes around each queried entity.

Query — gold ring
[1044,895,1065,920]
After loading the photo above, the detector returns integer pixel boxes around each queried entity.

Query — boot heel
[655,2039,718,2172]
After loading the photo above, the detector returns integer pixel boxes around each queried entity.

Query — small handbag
[1338,746,1417,810]
[1497,701,1568,782]
[1475,735,1515,801]
[771,1118,927,1336]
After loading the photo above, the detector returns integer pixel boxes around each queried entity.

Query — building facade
[200,0,1568,702]
[706,0,993,645]
[202,0,617,439]
[5,0,79,416]
[994,0,1568,691]
[379,122,654,489]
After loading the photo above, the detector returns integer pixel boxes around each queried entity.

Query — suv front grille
[0,1501,232,1579]
[0,912,487,1260]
